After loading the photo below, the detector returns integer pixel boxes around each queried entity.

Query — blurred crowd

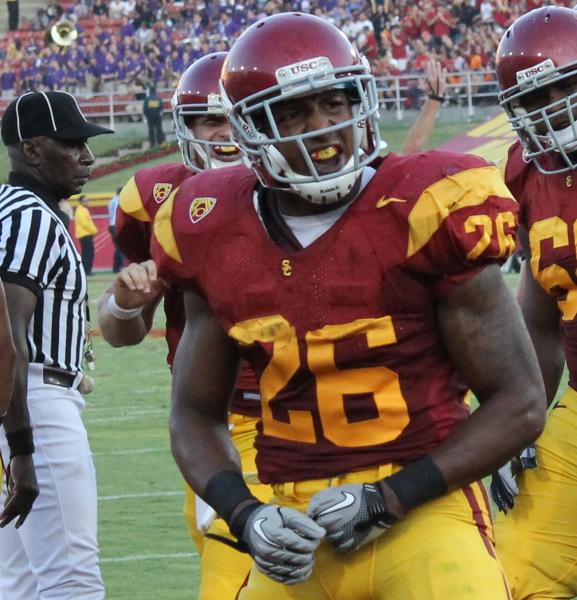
[0,0,573,102]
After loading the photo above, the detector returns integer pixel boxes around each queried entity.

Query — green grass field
[86,276,199,599]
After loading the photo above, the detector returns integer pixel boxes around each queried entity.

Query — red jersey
[116,162,260,415]
[153,153,518,483]
[116,162,191,367]
[505,141,577,387]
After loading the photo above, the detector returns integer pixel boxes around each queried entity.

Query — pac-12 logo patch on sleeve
[189,197,217,224]
[153,183,173,203]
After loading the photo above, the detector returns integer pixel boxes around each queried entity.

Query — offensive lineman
[152,13,545,599]
[493,7,577,598]
[98,53,269,599]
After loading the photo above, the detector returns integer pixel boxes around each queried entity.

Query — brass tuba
[47,19,78,47]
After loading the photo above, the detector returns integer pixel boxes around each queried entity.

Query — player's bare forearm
[98,289,158,347]
[400,101,441,156]
[170,289,243,496]
[517,242,564,406]
[431,264,546,491]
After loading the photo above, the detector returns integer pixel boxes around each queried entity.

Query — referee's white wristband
[107,294,144,320]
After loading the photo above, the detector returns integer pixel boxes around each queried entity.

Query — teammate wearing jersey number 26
[152,12,546,599]
[97,53,270,600]
[494,7,577,599]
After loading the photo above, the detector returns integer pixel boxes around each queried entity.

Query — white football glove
[242,504,325,585]
[490,445,537,513]
[307,483,397,554]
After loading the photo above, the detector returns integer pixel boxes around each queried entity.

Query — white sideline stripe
[101,552,195,564]
[85,409,167,424]
[85,404,166,413]
[99,491,182,501]
[93,447,167,457]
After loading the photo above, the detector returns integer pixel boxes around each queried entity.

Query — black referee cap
[1,90,113,146]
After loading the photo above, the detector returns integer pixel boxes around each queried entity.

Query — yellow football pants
[238,463,511,600]
[495,386,577,599]
[182,414,272,600]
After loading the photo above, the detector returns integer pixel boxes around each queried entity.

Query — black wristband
[203,470,261,539]
[383,455,448,511]
[427,93,445,103]
[6,427,35,458]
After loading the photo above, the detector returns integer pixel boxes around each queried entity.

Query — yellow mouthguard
[312,146,338,160]
[215,145,237,154]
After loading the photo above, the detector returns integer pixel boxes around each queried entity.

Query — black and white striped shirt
[0,180,87,373]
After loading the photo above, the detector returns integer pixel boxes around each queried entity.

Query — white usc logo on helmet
[516,59,556,85]
[275,57,333,85]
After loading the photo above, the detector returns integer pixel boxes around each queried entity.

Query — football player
[152,12,545,599]
[97,53,269,599]
[492,6,577,599]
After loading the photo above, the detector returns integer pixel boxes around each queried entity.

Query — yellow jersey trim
[153,189,182,264]
[406,166,515,258]
[118,177,152,223]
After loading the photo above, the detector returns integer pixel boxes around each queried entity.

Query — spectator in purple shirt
[0,66,16,99]
[101,52,118,92]
[87,57,102,93]
[120,16,136,37]
[43,59,65,90]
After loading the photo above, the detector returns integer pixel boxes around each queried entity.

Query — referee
[0,91,111,600]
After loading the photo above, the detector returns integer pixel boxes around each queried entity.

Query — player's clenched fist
[307,483,397,553]
[113,260,167,309]
[240,504,325,585]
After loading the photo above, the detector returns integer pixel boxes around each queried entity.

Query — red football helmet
[496,6,577,174]
[219,12,381,204]
[172,52,242,172]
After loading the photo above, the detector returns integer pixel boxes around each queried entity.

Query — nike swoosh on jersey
[317,491,357,516]
[376,196,407,208]
[253,518,282,548]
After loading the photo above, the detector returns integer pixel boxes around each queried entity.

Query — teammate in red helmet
[494,7,577,598]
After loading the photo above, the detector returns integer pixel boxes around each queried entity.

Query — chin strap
[267,147,363,205]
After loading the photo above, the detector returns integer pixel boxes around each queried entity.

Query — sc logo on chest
[281,259,292,277]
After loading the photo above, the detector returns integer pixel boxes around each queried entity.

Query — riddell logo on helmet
[516,59,556,84]
[276,57,333,84]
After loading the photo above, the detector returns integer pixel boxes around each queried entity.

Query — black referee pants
[80,235,94,276]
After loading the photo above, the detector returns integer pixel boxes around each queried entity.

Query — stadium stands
[1,0,572,111]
